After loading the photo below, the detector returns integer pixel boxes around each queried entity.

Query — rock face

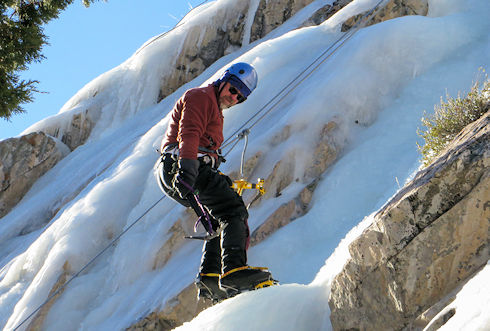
[158,0,251,100]
[127,284,212,331]
[248,120,340,245]
[328,112,490,330]
[342,0,428,32]
[0,132,69,219]
[304,121,341,179]
[250,180,318,246]
[159,0,318,101]
[250,0,316,42]
[152,211,197,270]
[41,109,95,151]
[26,261,71,331]
[301,0,352,28]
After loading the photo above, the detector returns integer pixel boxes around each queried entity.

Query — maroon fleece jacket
[161,84,223,160]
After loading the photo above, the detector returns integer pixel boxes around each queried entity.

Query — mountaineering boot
[196,236,228,302]
[219,217,276,296]
[196,273,228,302]
[219,266,275,296]
[221,217,249,272]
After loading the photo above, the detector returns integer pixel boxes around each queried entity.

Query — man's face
[219,82,245,109]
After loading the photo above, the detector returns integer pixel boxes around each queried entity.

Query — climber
[157,62,273,301]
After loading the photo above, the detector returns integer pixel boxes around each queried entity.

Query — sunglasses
[228,86,246,103]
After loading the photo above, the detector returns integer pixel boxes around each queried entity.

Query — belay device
[231,128,266,208]
[232,177,265,209]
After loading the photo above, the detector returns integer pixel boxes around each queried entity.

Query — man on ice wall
[157,62,273,301]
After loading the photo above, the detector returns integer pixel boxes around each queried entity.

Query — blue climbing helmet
[218,62,258,98]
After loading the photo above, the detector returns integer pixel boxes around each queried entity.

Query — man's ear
[217,82,227,96]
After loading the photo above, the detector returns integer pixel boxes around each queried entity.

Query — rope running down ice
[13,195,166,331]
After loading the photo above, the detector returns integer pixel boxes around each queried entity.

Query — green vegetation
[417,71,489,166]
[0,0,99,120]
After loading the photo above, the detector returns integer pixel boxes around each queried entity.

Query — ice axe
[176,174,227,241]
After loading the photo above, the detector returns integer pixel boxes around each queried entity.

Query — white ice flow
[1,0,489,330]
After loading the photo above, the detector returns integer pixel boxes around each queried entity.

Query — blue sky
[0,0,205,140]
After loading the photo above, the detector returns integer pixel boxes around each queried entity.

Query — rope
[13,195,166,331]
[239,129,250,177]
[221,0,389,156]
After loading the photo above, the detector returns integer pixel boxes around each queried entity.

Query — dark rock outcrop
[0,132,69,218]
[329,112,490,330]
[342,0,428,32]
[40,108,95,151]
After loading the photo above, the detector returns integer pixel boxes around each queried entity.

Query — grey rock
[329,112,490,330]
[0,132,69,219]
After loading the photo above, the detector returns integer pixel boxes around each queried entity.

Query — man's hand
[173,158,200,199]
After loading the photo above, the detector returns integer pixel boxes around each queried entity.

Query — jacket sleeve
[178,90,212,159]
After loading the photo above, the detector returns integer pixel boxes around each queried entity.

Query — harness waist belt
[163,151,216,169]
[163,143,220,156]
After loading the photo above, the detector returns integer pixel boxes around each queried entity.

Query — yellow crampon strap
[254,279,276,289]
[199,272,220,278]
[221,266,269,278]
[231,178,265,196]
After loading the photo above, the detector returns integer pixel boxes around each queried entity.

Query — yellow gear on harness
[231,178,265,196]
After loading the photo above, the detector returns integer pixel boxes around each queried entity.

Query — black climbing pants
[158,154,250,274]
